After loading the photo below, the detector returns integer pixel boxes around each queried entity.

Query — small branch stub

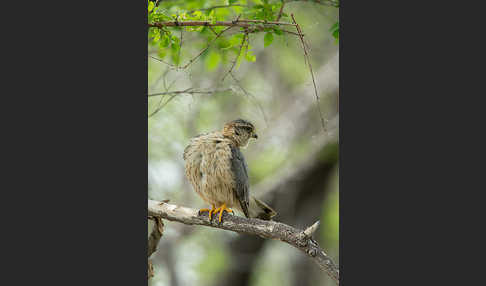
[303,220,320,238]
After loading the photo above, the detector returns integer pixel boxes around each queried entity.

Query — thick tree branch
[148,200,339,284]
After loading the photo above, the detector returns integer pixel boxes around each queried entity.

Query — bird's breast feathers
[183,131,238,205]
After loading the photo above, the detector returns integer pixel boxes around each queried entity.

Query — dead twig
[291,13,327,133]
[188,4,246,13]
[148,88,232,97]
[222,32,248,82]
[286,0,340,7]
[148,215,164,279]
[277,2,286,21]
[229,72,269,127]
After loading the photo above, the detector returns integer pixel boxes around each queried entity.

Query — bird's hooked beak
[252,133,258,139]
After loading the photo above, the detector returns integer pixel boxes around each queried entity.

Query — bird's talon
[199,205,217,221]
[215,204,233,223]
[198,208,211,215]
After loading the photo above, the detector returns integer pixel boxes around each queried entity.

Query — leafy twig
[180,26,232,69]
[149,20,296,29]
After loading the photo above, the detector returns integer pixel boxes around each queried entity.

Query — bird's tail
[248,196,277,220]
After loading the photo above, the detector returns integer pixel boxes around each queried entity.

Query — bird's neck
[221,129,242,147]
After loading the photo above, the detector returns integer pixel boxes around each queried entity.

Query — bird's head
[222,119,258,147]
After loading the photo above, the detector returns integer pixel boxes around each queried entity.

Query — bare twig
[286,0,339,7]
[178,28,183,68]
[149,55,177,68]
[291,13,327,133]
[276,1,286,21]
[280,29,301,36]
[188,4,246,13]
[148,200,339,284]
[229,72,269,127]
[208,26,219,36]
[148,88,232,116]
[236,19,296,25]
[148,216,164,258]
[148,88,232,97]
[149,93,178,117]
[222,32,248,82]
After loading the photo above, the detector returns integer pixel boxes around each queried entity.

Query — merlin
[183,119,277,222]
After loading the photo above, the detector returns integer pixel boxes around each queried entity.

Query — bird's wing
[230,145,250,218]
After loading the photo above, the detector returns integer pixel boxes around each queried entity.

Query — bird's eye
[242,126,253,132]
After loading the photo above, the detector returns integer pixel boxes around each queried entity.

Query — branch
[291,13,327,133]
[149,20,295,29]
[277,3,285,22]
[286,0,339,7]
[148,216,164,279]
[222,32,248,82]
[148,200,340,284]
[188,4,246,13]
[148,88,232,97]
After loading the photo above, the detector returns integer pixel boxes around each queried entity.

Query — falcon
[183,119,277,222]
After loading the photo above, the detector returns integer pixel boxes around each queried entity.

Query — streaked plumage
[183,119,276,221]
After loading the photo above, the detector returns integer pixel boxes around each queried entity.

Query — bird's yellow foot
[199,205,217,221]
[213,204,233,223]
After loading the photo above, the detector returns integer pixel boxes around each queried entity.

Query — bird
[183,119,277,222]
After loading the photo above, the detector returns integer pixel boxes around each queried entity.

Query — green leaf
[152,29,161,42]
[245,51,256,62]
[206,51,221,71]
[148,1,154,12]
[229,0,238,4]
[330,21,339,32]
[264,32,273,47]
[332,29,339,40]
[159,33,170,47]
[192,10,203,19]
[330,21,339,40]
